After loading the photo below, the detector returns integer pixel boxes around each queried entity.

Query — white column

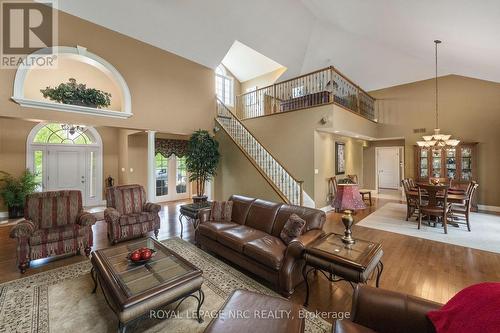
[147,130,156,202]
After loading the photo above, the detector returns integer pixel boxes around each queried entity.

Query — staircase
[216,99,310,206]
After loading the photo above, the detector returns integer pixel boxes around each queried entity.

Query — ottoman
[204,289,305,333]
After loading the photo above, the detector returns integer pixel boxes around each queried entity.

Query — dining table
[407,186,467,205]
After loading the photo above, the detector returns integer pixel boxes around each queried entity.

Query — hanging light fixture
[417,40,460,149]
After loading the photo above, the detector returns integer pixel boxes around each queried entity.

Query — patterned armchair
[104,184,161,244]
[9,191,96,273]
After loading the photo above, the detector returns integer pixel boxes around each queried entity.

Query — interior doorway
[376,146,404,191]
[27,123,103,206]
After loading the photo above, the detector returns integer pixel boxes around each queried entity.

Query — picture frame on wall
[335,142,345,175]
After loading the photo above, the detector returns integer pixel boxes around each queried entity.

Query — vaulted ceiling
[58,0,500,91]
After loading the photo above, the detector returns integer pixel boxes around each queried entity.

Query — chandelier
[417,40,460,149]
[61,124,85,135]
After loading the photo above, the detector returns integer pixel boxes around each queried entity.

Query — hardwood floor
[1,197,499,323]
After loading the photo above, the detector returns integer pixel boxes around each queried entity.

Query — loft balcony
[235,66,376,122]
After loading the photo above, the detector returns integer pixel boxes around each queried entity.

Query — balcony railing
[235,66,376,121]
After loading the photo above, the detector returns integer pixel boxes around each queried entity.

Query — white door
[46,147,86,198]
[155,154,190,202]
[377,147,400,189]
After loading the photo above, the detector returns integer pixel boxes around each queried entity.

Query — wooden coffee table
[302,233,383,307]
[91,237,204,333]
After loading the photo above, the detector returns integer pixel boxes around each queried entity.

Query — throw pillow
[209,201,233,222]
[427,282,500,333]
[280,213,306,244]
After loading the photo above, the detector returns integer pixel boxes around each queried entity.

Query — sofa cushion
[119,212,157,226]
[25,190,82,229]
[106,185,145,215]
[30,224,86,245]
[217,225,268,253]
[198,221,239,240]
[272,204,326,237]
[243,235,286,270]
[229,195,256,225]
[280,213,306,244]
[334,320,376,333]
[244,199,282,233]
[209,201,233,221]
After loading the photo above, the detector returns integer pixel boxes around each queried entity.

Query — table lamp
[332,184,367,244]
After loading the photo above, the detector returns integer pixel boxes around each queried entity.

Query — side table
[302,232,383,307]
[179,202,211,238]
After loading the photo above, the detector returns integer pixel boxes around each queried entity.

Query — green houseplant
[185,130,220,203]
[0,170,40,218]
[40,78,112,108]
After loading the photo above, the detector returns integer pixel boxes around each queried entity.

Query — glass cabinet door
[460,147,472,181]
[420,149,428,178]
[446,148,457,180]
[431,149,442,178]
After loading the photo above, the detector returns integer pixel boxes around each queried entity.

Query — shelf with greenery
[40,78,112,109]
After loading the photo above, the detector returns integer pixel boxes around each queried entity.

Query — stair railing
[215,98,303,206]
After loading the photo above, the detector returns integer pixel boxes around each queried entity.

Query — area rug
[357,202,500,254]
[0,237,331,333]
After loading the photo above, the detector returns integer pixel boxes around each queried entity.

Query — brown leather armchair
[196,195,326,297]
[334,285,441,333]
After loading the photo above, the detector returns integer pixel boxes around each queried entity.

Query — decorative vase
[8,205,23,219]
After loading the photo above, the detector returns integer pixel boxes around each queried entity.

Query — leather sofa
[334,285,441,333]
[196,195,326,296]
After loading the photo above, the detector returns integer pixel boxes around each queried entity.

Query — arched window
[215,64,234,106]
[33,123,96,144]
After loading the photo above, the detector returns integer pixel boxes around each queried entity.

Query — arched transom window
[33,123,96,145]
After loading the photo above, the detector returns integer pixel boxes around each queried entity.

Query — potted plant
[40,78,112,108]
[185,130,220,203]
[0,170,40,218]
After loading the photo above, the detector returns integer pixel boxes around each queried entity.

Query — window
[34,150,43,192]
[89,151,97,198]
[155,153,168,196]
[33,123,95,144]
[176,156,187,194]
[292,86,305,98]
[215,65,234,106]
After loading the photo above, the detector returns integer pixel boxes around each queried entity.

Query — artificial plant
[40,78,112,108]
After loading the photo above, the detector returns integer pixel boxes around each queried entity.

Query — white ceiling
[221,41,285,82]
[57,0,500,91]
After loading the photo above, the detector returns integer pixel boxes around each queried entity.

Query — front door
[46,147,86,195]
[377,147,400,190]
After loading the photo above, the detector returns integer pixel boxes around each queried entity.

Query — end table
[302,232,383,307]
[179,201,211,238]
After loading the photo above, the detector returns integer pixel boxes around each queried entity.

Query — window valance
[155,138,188,157]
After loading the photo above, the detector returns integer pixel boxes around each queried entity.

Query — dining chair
[347,174,372,206]
[402,179,420,221]
[328,176,338,210]
[449,182,478,231]
[418,184,450,234]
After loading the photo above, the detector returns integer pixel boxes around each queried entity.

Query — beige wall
[363,139,405,190]
[0,117,120,210]
[314,132,365,208]
[127,132,148,189]
[214,129,283,203]
[240,67,287,92]
[0,9,214,134]
[371,75,500,206]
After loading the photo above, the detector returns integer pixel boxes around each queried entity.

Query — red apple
[130,250,141,262]
[141,249,152,260]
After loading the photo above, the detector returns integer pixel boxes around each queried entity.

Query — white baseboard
[477,205,500,213]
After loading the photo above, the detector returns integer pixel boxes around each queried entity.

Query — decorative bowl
[126,248,156,265]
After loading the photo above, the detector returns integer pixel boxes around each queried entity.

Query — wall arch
[12,46,132,119]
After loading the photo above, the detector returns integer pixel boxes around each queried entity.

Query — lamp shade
[333,184,367,211]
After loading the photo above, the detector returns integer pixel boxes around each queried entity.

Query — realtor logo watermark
[1,0,58,68]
